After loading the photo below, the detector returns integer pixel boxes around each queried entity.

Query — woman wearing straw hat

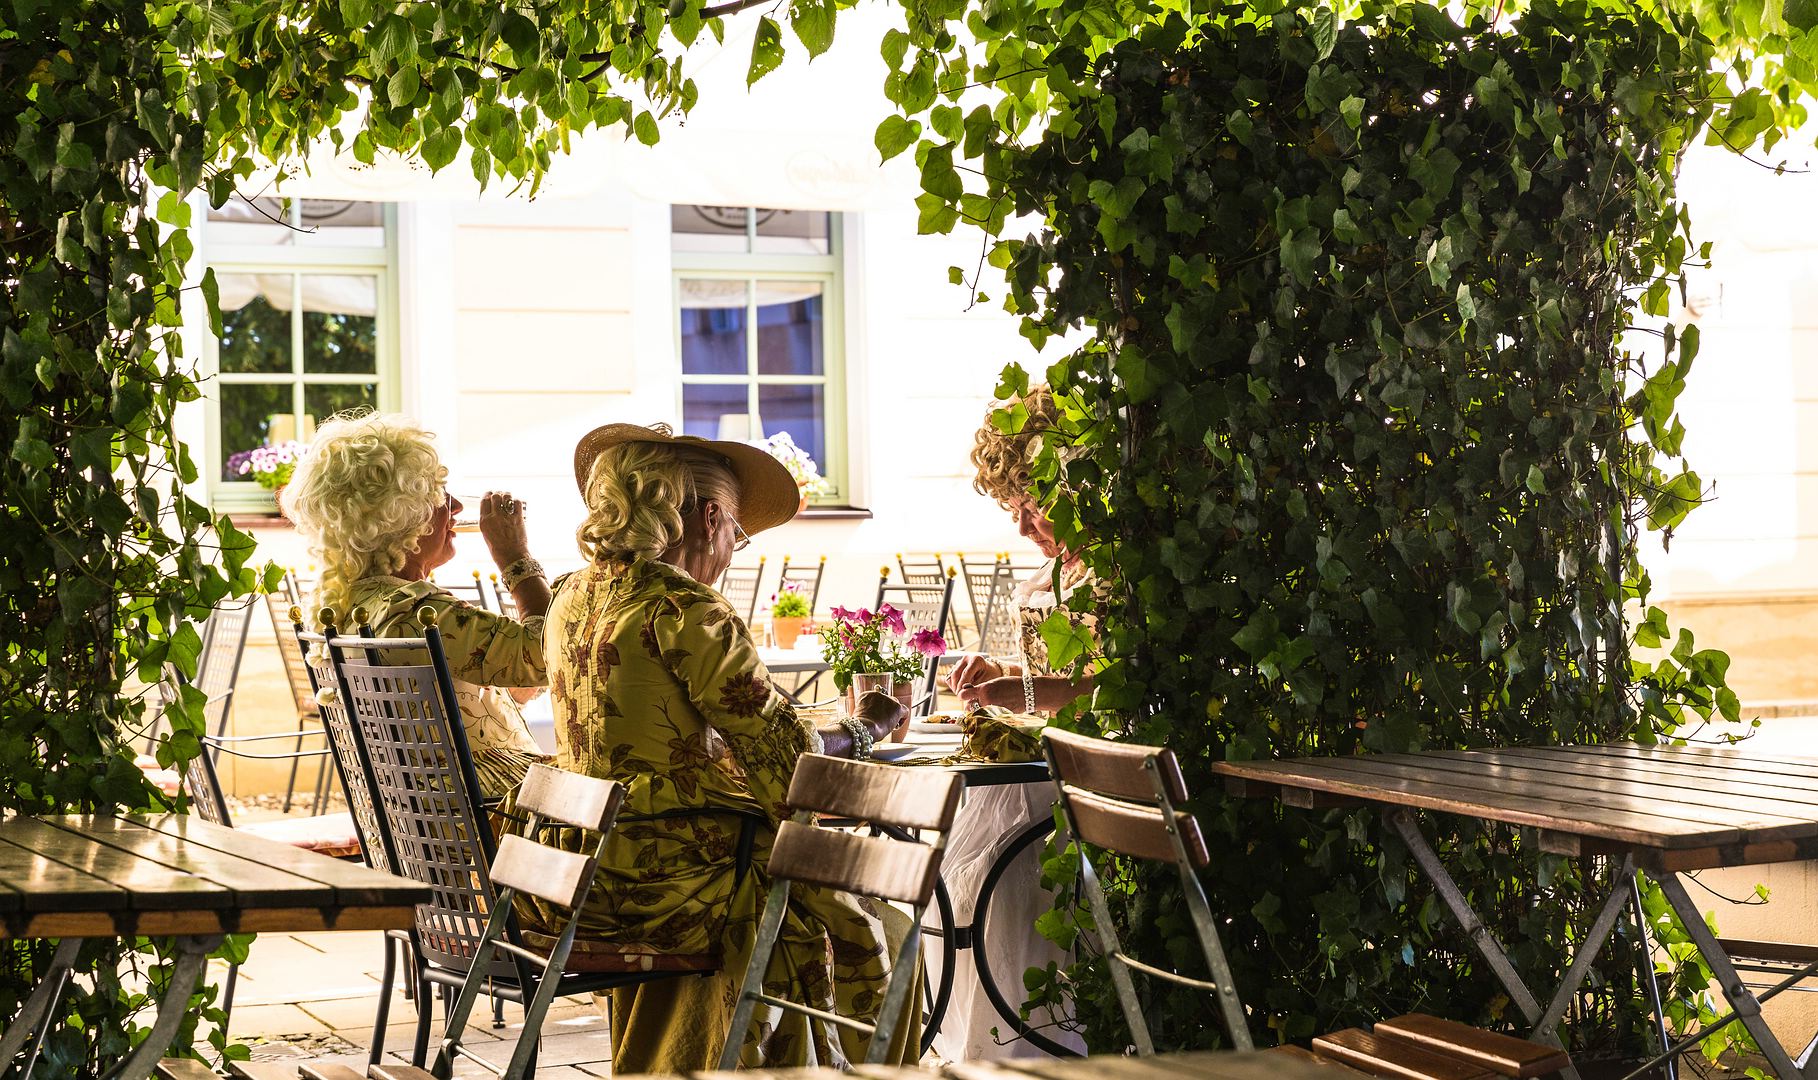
[512,422,918,1074]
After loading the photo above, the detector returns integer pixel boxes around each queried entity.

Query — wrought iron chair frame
[719,557,768,625]
[874,572,957,716]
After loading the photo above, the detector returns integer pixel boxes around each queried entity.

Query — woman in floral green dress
[515,422,917,1074]
[282,411,555,798]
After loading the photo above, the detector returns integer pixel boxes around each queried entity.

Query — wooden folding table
[0,812,427,1080]
[1216,743,1818,1080]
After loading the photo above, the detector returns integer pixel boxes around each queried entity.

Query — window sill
[225,512,293,531]
[798,506,873,521]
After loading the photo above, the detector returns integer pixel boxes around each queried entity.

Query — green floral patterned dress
[515,555,920,1074]
[347,576,552,798]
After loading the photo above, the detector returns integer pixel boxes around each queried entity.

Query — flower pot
[846,672,912,743]
[798,492,810,513]
[772,616,809,650]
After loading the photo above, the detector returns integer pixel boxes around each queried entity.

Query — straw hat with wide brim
[572,423,802,535]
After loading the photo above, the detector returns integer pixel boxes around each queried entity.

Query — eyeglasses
[730,516,751,553]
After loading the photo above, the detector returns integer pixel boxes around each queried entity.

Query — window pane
[303,276,379,374]
[753,209,831,255]
[679,280,749,375]
[759,383,826,472]
[671,205,751,253]
[219,383,294,481]
[305,383,379,433]
[217,275,293,374]
[683,384,752,441]
[755,283,824,376]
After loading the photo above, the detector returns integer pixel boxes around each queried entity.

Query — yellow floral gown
[515,555,921,1073]
[346,576,553,799]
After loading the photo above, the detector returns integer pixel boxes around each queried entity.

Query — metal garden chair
[974,561,1023,660]
[430,568,492,610]
[718,753,964,1068]
[265,592,334,813]
[719,556,767,624]
[777,554,827,613]
[896,552,946,586]
[326,607,722,1070]
[1041,728,1251,1054]
[486,572,519,618]
[875,568,958,716]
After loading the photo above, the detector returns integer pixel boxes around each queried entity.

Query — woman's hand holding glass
[478,490,530,567]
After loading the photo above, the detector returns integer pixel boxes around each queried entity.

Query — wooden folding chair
[410,764,628,1080]
[1042,727,1251,1053]
[718,754,964,1067]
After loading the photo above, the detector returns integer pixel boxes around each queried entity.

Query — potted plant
[752,431,831,511]
[769,581,813,649]
[820,603,946,734]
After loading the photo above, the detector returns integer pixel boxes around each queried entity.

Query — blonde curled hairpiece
[577,436,741,563]
[970,385,1058,508]
[281,411,447,618]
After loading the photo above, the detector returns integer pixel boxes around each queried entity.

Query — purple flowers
[227,440,307,491]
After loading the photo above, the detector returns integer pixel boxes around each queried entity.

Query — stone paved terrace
[216,928,613,1078]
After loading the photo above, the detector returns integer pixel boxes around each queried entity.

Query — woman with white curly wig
[281,410,554,798]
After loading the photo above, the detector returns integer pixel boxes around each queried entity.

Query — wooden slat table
[1216,744,1818,1080]
[0,813,428,1080]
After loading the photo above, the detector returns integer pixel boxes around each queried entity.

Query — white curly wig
[280,411,447,621]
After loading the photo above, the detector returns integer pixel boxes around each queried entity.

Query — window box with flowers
[225,440,307,514]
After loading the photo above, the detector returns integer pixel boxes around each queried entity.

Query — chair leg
[493,995,506,1029]
[412,976,433,1066]
[220,961,240,1035]
[281,719,305,814]
[370,933,397,1066]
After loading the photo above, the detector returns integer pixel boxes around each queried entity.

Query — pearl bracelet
[1022,669,1037,715]
[838,715,874,761]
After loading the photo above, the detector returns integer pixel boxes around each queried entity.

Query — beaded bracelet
[1022,669,1037,715]
[499,555,545,592]
[838,714,874,761]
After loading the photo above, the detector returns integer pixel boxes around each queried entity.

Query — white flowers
[753,431,830,498]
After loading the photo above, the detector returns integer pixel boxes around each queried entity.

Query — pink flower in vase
[909,628,946,657]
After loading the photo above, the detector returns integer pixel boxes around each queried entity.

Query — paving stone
[230,1003,327,1037]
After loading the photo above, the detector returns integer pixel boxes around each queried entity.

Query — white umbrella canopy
[241,6,920,211]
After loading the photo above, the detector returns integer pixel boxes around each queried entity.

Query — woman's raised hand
[955,676,1026,712]
[479,491,531,566]
[946,653,1006,695]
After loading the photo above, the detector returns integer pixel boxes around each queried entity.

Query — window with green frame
[672,205,848,504]
[202,197,397,510]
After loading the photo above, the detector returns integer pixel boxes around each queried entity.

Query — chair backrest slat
[896,553,946,586]
[490,833,596,909]
[183,743,233,829]
[785,753,963,831]
[267,594,320,720]
[197,597,256,736]
[777,555,826,613]
[768,819,944,906]
[718,558,767,624]
[1063,786,1209,868]
[1045,727,1189,803]
[516,764,624,832]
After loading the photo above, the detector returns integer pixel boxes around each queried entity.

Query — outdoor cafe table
[884,729,1068,1057]
[1214,743,1818,1080]
[0,812,428,1080]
